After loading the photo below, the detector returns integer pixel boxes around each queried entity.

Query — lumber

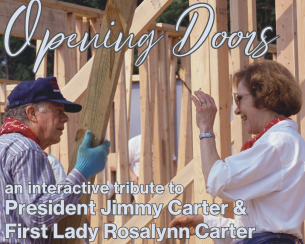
[168,36,178,180]
[275,0,295,75]
[209,0,232,219]
[125,48,134,139]
[230,0,251,154]
[114,62,131,226]
[148,37,165,236]
[275,0,297,123]
[138,43,153,205]
[188,1,212,243]
[52,1,138,244]
[247,0,257,64]
[0,0,65,39]
[177,42,193,240]
[0,79,21,85]
[61,0,174,103]
[106,160,195,244]
[157,30,171,187]
[14,0,104,18]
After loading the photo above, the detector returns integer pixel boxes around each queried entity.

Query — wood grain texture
[52,1,138,243]
[209,0,233,219]
[188,2,212,243]
[0,0,65,39]
[230,0,251,154]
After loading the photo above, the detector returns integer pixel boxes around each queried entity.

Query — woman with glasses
[169,60,305,244]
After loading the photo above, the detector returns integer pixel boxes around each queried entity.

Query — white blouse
[205,120,305,243]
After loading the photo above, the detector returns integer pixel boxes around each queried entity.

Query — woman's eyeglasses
[234,93,250,107]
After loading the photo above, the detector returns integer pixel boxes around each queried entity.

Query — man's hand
[169,215,204,236]
[75,130,111,179]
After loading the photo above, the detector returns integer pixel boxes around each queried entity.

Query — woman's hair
[233,60,302,117]
[4,100,49,123]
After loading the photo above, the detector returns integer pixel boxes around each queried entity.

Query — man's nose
[234,106,241,115]
[61,113,69,123]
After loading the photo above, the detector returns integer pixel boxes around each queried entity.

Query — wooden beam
[230,0,251,154]
[129,0,173,40]
[106,160,195,244]
[0,0,66,39]
[61,0,174,103]
[209,0,233,219]
[53,1,138,244]
[138,43,153,204]
[114,62,131,227]
[125,48,134,139]
[14,0,104,18]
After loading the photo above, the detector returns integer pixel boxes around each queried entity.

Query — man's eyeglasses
[234,93,250,107]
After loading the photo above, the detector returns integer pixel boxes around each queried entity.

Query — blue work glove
[75,130,111,179]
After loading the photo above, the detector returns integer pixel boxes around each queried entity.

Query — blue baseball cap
[8,77,82,113]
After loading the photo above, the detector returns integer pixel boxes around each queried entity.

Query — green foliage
[156,0,189,27]
[0,35,36,81]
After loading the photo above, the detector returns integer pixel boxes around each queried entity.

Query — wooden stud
[230,0,251,154]
[89,17,101,56]
[247,0,257,64]
[114,62,131,227]
[148,37,165,239]
[125,48,134,139]
[209,0,233,219]
[188,2,212,244]
[275,0,297,122]
[157,31,171,187]
[53,1,138,243]
[137,43,153,204]
[168,36,178,180]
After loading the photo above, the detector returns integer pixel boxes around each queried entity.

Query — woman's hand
[169,215,204,236]
[191,90,217,132]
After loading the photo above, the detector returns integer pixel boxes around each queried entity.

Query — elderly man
[0,77,110,244]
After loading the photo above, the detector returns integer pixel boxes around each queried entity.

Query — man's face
[35,101,69,149]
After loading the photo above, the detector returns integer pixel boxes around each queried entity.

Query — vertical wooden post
[125,49,134,139]
[230,0,251,154]
[247,0,257,65]
[90,17,101,56]
[276,0,297,123]
[114,62,131,227]
[188,1,212,243]
[158,31,171,187]
[177,39,194,244]
[168,36,178,180]
[209,0,233,219]
[148,37,165,240]
[138,43,153,205]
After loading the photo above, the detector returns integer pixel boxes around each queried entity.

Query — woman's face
[234,82,268,135]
